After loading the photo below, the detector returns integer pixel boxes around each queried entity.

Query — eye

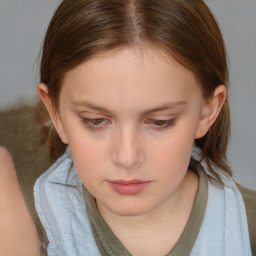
[81,118,109,131]
[81,117,176,132]
[145,118,175,130]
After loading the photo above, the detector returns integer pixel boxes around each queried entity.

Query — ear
[37,83,68,144]
[195,85,227,139]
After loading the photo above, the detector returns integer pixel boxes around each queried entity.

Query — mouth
[108,180,151,195]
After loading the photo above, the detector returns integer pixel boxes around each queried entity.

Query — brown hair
[35,0,232,181]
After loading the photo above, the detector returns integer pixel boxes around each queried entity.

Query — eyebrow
[71,100,187,116]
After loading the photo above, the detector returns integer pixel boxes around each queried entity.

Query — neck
[97,170,199,256]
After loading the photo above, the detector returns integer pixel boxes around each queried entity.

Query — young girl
[0,0,255,255]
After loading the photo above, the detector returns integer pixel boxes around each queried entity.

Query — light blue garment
[191,170,252,256]
[34,148,252,256]
[34,148,101,256]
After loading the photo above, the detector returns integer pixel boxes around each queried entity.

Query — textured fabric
[34,148,101,256]
[190,173,252,256]
[34,148,252,256]
[236,183,256,255]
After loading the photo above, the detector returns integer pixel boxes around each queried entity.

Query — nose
[111,126,144,170]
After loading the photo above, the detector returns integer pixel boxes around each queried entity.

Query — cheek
[151,131,195,194]
[69,140,108,193]
[151,117,198,174]
[64,123,107,178]
[70,139,105,169]
[154,126,195,159]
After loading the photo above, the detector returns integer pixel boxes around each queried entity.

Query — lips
[108,180,151,195]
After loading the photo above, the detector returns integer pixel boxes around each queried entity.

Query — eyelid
[80,112,108,118]
[149,116,174,121]
[149,113,176,118]
[81,116,176,133]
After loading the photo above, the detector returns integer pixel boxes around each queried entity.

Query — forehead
[60,47,201,114]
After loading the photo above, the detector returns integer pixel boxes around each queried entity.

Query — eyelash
[81,118,175,132]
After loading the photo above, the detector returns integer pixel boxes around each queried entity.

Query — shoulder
[236,182,256,255]
[0,147,41,255]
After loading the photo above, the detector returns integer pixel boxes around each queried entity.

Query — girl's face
[44,47,218,217]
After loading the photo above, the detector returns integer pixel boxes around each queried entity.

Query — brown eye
[81,118,109,132]
[146,119,175,130]
[152,120,166,126]
[82,118,105,125]
[90,119,105,125]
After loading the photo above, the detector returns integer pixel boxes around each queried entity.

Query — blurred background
[0,0,255,189]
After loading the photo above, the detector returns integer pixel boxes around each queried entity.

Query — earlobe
[195,85,227,139]
[36,83,69,144]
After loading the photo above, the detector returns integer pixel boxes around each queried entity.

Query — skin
[0,46,226,255]
[0,147,41,255]
[38,47,227,255]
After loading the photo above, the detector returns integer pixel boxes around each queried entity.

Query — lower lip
[108,181,151,195]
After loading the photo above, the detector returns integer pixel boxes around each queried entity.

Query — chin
[107,200,153,217]
[113,209,145,217]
